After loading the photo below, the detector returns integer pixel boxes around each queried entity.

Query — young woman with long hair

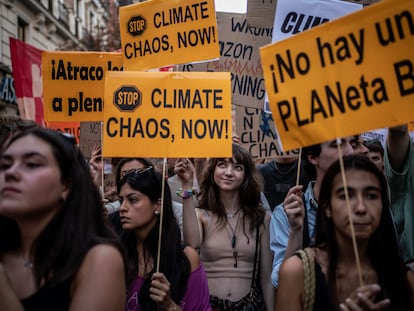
[276,154,414,310]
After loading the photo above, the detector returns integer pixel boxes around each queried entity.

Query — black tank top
[21,281,71,311]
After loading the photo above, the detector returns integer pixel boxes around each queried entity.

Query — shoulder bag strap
[251,221,260,287]
[296,247,315,311]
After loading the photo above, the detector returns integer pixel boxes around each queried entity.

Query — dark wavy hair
[117,168,190,310]
[315,154,412,310]
[0,127,122,288]
[198,143,265,233]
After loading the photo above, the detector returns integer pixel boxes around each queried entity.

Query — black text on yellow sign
[119,0,219,71]
[103,71,232,158]
[260,0,414,151]
[42,52,123,122]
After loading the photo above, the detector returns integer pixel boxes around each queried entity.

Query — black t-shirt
[257,160,311,211]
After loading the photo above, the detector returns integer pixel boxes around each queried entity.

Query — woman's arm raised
[175,158,203,247]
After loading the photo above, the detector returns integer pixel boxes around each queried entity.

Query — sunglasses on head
[121,166,153,178]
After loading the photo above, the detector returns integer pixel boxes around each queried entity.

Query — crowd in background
[0,116,413,310]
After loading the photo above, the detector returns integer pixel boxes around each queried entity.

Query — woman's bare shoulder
[280,254,305,278]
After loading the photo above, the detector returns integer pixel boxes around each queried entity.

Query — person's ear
[154,198,161,215]
[307,152,319,168]
[325,204,332,218]
[60,183,70,202]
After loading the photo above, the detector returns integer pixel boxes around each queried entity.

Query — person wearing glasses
[117,166,211,311]
[0,127,125,310]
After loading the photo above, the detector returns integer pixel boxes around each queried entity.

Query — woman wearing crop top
[175,143,274,310]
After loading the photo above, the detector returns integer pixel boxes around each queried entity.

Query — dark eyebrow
[1,152,47,161]
[335,185,381,193]
[364,185,381,192]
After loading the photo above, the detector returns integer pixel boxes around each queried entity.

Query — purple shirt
[126,264,211,311]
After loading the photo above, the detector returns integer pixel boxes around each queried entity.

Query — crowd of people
[0,116,413,310]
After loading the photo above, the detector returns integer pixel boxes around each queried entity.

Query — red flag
[9,37,44,126]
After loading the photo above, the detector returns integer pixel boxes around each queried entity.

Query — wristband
[176,187,198,199]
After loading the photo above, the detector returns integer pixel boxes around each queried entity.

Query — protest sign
[103,71,232,158]
[408,121,414,133]
[42,51,123,122]
[246,0,276,28]
[261,0,414,151]
[79,122,102,158]
[263,0,362,114]
[46,121,80,144]
[119,0,219,71]
[179,13,272,109]
[272,0,361,43]
[235,105,300,159]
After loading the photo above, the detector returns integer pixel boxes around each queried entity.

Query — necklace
[21,254,33,268]
[24,260,33,268]
[226,207,241,219]
[273,159,297,175]
[225,214,241,268]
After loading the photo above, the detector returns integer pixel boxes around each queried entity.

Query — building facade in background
[0,0,116,116]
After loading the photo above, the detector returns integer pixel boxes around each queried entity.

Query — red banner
[9,37,44,126]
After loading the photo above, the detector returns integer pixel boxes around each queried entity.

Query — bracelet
[176,187,198,199]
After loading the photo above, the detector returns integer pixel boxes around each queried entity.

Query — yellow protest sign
[103,71,232,157]
[260,0,414,151]
[178,13,272,109]
[42,52,123,122]
[46,121,80,144]
[119,0,220,71]
[408,121,414,132]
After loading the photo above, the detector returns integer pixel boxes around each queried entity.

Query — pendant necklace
[226,207,241,219]
[21,253,33,268]
[24,260,33,268]
[225,213,241,268]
